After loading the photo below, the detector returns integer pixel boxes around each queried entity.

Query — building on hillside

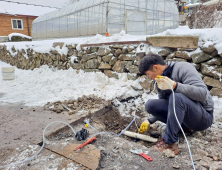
[0,1,56,41]
[32,0,179,40]
[0,13,38,37]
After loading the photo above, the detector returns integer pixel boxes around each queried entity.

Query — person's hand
[155,76,176,90]
[138,120,149,133]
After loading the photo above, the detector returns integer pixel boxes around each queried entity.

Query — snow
[153,26,222,54]
[1,26,222,112]
[8,33,32,41]
[0,61,142,107]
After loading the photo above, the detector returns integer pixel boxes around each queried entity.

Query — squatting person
[138,54,214,154]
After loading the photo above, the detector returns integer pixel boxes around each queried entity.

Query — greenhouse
[32,0,179,40]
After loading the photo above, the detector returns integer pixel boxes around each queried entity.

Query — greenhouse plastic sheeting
[32,0,179,39]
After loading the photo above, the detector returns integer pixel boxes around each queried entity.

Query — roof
[34,0,177,23]
[0,1,57,16]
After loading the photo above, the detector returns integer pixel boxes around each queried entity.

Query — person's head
[139,54,166,80]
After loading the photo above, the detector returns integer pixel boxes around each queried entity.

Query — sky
[0,0,69,16]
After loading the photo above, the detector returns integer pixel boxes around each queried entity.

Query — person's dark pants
[145,93,214,144]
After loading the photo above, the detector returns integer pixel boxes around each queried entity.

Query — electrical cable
[0,117,137,169]
[0,121,76,169]
[160,78,196,170]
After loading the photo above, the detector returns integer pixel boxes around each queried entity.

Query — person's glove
[138,121,149,133]
[155,76,175,90]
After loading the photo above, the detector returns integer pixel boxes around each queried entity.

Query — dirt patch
[44,95,110,114]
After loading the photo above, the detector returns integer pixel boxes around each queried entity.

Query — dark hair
[139,54,165,75]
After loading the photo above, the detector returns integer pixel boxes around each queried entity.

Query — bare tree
[186,2,222,28]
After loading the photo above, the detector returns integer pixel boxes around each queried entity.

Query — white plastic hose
[0,117,137,169]
[162,79,196,170]
[0,121,76,169]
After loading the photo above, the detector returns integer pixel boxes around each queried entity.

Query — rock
[71,63,81,70]
[114,49,122,57]
[166,52,176,59]
[139,75,152,90]
[165,58,187,62]
[146,35,198,49]
[210,88,222,97]
[77,50,83,57]
[68,49,74,56]
[191,52,213,64]
[172,164,180,169]
[211,50,218,57]
[206,57,222,66]
[191,63,201,70]
[118,54,136,61]
[213,156,218,161]
[81,53,97,62]
[125,65,139,74]
[158,49,171,57]
[102,54,113,62]
[97,56,102,64]
[127,74,139,80]
[73,102,78,107]
[193,154,202,161]
[201,45,216,54]
[122,46,128,54]
[90,47,99,53]
[97,47,111,56]
[84,69,101,72]
[136,52,146,65]
[10,35,32,42]
[195,164,208,170]
[61,54,66,61]
[163,149,175,158]
[112,60,126,73]
[209,162,222,170]
[175,51,191,59]
[199,156,213,168]
[201,63,222,79]
[66,44,76,49]
[204,76,222,89]
[198,149,208,157]
[52,42,64,49]
[68,110,76,115]
[98,63,111,69]
[85,59,100,69]
[104,70,118,79]
[125,61,133,67]
[109,56,118,66]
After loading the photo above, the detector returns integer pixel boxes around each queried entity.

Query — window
[11,19,23,30]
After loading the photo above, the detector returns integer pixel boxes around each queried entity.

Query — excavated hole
[44,105,159,149]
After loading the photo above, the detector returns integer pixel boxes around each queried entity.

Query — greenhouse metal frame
[32,0,179,39]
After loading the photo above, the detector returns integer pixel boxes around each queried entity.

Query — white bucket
[2,67,15,80]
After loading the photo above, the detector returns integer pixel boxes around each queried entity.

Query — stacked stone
[144,36,222,97]
[0,36,222,97]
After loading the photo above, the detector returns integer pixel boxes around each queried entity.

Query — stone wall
[0,40,222,97]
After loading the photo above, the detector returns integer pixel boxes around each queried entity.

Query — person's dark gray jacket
[156,61,214,112]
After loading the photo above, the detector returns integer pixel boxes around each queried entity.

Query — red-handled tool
[74,136,96,151]
[130,148,152,161]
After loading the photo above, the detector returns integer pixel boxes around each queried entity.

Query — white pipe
[123,131,158,143]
